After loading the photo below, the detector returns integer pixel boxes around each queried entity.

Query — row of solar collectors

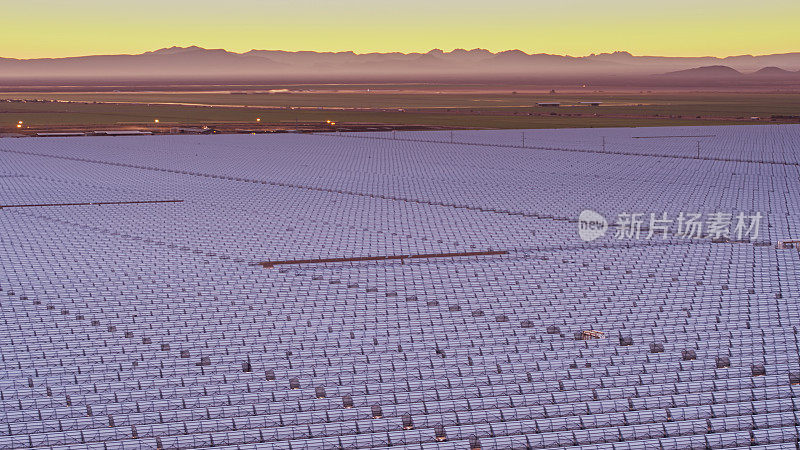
[3,316,798,374]
[2,390,800,442]
[3,343,797,432]
[0,252,781,294]
[4,362,799,413]
[4,303,797,363]
[9,292,784,326]
[9,124,800,162]
[3,389,799,428]
[338,125,800,163]
[4,307,797,353]
[2,258,782,300]
[4,286,793,335]
[0,149,788,258]
[2,180,791,251]
[8,437,800,450]
[0,195,791,256]
[3,370,799,419]
[0,248,786,313]
[10,198,789,253]
[23,286,785,319]
[5,353,798,389]
[6,426,797,450]
[2,383,799,424]
[2,335,798,420]
[15,290,783,328]
[0,207,591,269]
[2,276,794,364]
[5,282,789,318]
[1,320,800,436]
[189,272,776,296]
[3,194,789,251]
[0,260,789,320]
[3,134,796,237]
[6,132,796,195]
[4,292,794,339]
[3,343,798,392]
[0,204,780,263]
[1,231,778,275]
[0,209,543,264]
[4,303,795,363]
[1,410,799,448]
[3,314,795,364]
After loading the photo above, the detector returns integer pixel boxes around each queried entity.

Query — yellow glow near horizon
[3,0,798,59]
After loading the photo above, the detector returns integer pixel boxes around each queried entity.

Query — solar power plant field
[2,125,800,450]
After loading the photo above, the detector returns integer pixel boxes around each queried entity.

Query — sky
[3,0,799,59]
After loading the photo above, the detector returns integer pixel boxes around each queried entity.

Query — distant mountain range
[1,46,800,84]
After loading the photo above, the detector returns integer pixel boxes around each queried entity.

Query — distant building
[91,130,153,136]
[36,132,86,137]
[537,102,561,107]
[579,102,603,106]
[170,127,211,134]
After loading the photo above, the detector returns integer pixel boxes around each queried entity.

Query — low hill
[661,65,743,78]
[751,66,797,78]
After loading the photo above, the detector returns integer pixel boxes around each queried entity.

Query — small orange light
[154,119,159,123]
[256,118,261,122]
[16,124,22,128]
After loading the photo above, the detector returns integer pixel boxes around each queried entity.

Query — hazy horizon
[5,0,800,59]
[3,44,800,84]
[4,46,800,61]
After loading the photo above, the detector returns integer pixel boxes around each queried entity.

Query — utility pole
[697,141,700,158]
[522,132,525,147]
[450,130,454,143]
[602,136,606,151]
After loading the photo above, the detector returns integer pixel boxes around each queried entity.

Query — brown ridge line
[256,250,509,268]
[0,199,184,209]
